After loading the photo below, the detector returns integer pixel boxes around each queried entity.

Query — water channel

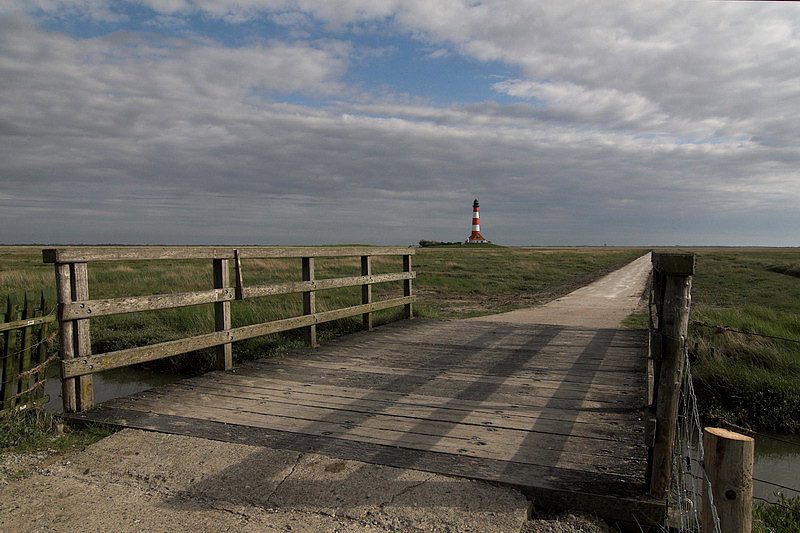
[44,369,799,505]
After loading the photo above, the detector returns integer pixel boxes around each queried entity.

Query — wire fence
[670,344,800,531]
[670,347,721,533]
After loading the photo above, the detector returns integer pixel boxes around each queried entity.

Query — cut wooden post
[2,294,21,411]
[403,254,413,319]
[648,253,694,499]
[213,258,233,370]
[302,257,317,347]
[71,262,93,411]
[361,255,372,330]
[55,264,77,413]
[702,427,754,533]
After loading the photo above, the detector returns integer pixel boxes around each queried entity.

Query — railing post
[213,258,233,370]
[361,255,372,330]
[55,263,77,413]
[302,257,317,347]
[702,427,754,533]
[71,263,93,411]
[403,254,413,319]
[648,252,694,499]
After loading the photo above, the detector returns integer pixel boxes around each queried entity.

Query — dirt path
[473,252,652,328]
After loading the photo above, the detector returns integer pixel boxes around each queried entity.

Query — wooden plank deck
[66,318,664,525]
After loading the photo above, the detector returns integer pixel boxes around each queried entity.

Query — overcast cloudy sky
[1,1,798,246]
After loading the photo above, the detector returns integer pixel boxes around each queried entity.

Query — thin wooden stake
[2,294,21,411]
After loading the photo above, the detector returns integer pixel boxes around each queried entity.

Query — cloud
[1,3,800,246]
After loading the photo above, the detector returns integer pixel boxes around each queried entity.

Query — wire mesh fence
[669,347,721,533]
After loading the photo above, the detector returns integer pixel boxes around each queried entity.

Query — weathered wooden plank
[159,379,643,444]
[63,408,664,525]
[230,370,641,417]
[245,359,641,403]
[61,296,415,377]
[200,372,643,425]
[106,393,643,475]
[43,246,415,263]
[116,385,644,460]
[0,314,55,333]
[243,272,415,299]
[71,262,93,411]
[17,292,36,399]
[61,288,236,320]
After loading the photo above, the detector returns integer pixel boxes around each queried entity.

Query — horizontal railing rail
[43,246,416,413]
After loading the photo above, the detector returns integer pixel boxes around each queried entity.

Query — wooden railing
[43,246,416,413]
[645,251,695,499]
[1,290,56,414]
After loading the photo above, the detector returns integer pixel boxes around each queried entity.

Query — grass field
[0,245,645,375]
[686,249,800,433]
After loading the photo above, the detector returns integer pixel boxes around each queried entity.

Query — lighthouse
[466,198,490,244]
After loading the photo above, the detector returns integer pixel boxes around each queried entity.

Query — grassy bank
[686,249,800,433]
[1,245,646,375]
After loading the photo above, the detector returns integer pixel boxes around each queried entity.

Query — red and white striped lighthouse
[466,198,490,244]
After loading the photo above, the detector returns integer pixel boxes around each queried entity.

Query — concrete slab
[0,429,531,532]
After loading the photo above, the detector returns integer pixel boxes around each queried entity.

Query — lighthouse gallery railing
[43,246,415,413]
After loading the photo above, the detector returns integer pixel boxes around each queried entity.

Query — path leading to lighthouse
[472,252,652,328]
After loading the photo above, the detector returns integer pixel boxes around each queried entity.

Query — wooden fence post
[71,263,93,411]
[302,257,317,347]
[703,427,754,533]
[55,263,77,413]
[403,254,413,319]
[361,255,372,330]
[213,258,233,370]
[648,252,694,499]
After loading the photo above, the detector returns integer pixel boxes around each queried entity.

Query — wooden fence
[43,246,416,413]
[645,251,695,499]
[1,290,56,414]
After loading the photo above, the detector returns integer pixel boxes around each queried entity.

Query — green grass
[0,409,115,454]
[685,249,800,433]
[753,495,800,533]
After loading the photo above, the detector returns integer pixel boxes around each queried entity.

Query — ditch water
[43,369,799,504]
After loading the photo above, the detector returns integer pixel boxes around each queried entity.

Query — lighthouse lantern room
[465,198,491,244]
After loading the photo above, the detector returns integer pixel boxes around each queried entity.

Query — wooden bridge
[44,247,694,530]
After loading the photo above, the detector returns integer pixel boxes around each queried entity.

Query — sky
[1,1,799,247]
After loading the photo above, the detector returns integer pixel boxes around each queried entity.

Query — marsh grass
[686,249,800,432]
[753,495,800,533]
[0,408,115,454]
